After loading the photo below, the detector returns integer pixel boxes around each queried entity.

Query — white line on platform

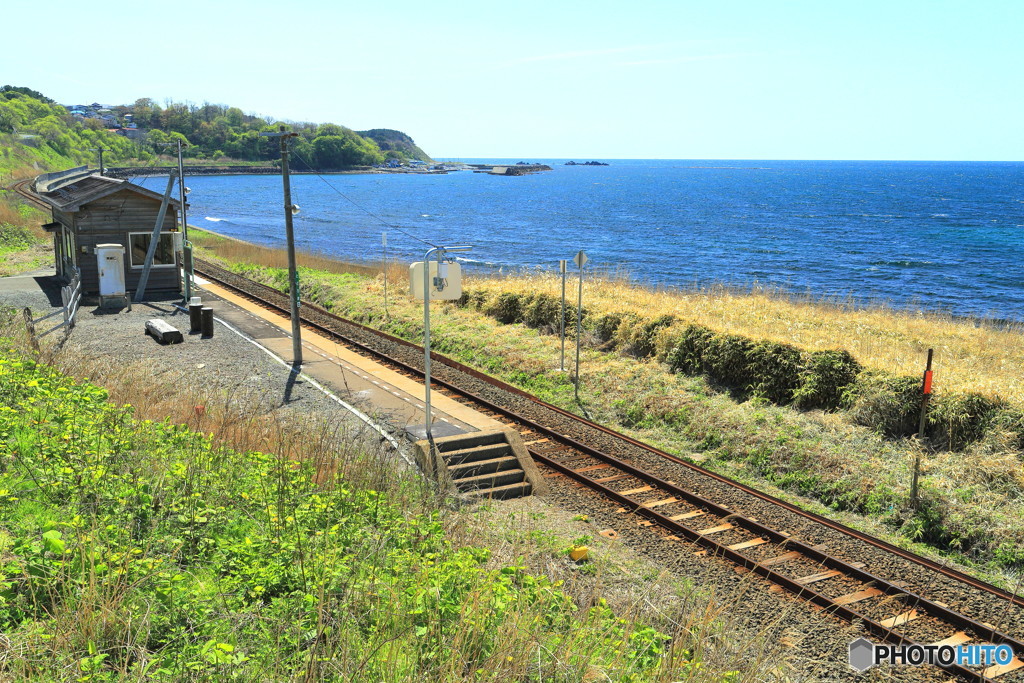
[175,303,413,468]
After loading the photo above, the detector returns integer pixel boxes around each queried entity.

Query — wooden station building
[32,167,183,299]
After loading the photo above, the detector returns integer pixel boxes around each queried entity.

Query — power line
[289,149,439,249]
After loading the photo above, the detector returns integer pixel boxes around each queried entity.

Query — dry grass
[466,270,1024,406]
[189,227,381,277]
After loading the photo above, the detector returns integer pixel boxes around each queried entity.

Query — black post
[200,307,214,338]
[189,302,203,333]
[911,348,934,507]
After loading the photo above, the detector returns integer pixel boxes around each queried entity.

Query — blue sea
[138,160,1024,322]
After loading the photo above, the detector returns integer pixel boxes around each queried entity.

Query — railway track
[198,259,1024,679]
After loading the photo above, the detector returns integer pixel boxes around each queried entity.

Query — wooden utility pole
[260,126,302,365]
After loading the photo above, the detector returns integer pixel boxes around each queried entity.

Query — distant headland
[564,160,609,166]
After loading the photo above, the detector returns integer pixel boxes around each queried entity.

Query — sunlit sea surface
[139,160,1024,322]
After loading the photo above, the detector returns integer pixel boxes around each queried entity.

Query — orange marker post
[912,349,934,507]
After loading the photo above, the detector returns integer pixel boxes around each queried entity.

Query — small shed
[32,167,183,299]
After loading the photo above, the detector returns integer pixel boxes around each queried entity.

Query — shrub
[746,341,802,404]
[928,392,1007,451]
[590,312,625,343]
[703,333,754,390]
[845,372,922,437]
[665,324,716,375]
[523,293,563,331]
[486,292,525,324]
[793,349,862,411]
[617,314,677,359]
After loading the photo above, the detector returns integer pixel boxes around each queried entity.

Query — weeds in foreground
[0,311,771,681]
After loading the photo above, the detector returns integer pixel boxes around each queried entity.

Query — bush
[523,293,563,331]
[703,333,754,390]
[590,312,625,343]
[617,314,676,359]
[928,392,1007,451]
[486,292,525,324]
[793,349,862,411]
[746,341,802,404]
[846,372,922,437]
[665,324,716,375]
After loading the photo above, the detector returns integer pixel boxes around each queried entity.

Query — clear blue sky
[7,0,1022,160]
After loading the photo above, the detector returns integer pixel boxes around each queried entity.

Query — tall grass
[467,270,1024,406]
[189,227,381,278]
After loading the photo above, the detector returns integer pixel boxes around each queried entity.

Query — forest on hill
[0,85,431,177]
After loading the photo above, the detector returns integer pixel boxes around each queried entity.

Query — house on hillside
[31,167,183,300]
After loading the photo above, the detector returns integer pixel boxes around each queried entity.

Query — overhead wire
[288,147,440,250]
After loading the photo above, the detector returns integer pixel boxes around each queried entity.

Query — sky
[5,0,1022,160]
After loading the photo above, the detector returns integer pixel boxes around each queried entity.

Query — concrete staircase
[413,430,548,500]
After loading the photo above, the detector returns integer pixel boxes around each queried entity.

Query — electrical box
[409,260,462,301]
[172,232,183,252]
[96,244,126,297]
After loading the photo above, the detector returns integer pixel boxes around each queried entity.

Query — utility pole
[260,126,302,365]
[174,140,193,302]
[91,146,110,176]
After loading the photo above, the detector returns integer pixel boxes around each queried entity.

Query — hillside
[0,85,431,176]
[357,128,433,163]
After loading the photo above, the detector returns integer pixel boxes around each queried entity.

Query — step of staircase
[467,481,533,500]
[412,429,548,500]
[447,455,521,478]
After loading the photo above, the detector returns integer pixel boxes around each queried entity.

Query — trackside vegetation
[0,333,753,681]
[185,234,1024,581]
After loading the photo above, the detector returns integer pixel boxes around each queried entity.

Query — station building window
[128,232,175,268]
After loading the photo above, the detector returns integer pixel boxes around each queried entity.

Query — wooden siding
[76,232,180,296]
[76,189,178,233]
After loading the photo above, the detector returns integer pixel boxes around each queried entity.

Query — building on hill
[30,167,183,301]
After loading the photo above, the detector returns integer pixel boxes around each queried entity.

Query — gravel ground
[2,272,399,461]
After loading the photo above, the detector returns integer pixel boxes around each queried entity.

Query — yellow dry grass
[189,227,380,277]
[467,270,1024,405]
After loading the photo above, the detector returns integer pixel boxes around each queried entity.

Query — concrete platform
[191,278,508,437]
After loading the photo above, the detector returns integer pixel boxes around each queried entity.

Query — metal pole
[383,232,389,319]
[559,259,567,371]
[422,246,441,437]
[575,258,584,399]
[279,127,302,366]
[176,140,192,301]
